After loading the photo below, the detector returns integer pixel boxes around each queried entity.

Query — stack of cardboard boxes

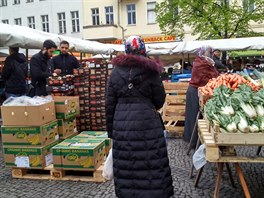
[46,75,75,96]
[52,131,110,171]
[53,96,79,140]
[89,61,108,131]
[73,68,90,131]
[1,100,59,169]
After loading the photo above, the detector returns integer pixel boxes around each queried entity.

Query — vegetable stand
[198,119,264,198]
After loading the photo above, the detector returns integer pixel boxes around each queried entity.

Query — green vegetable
[253,69,264,87]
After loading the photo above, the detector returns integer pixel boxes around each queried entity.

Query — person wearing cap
[29,39,58,96]
[106,36,174,198]
[212,49,227,73]
[51,40,79,75]
[183,46,219,147]
[2,47,27,98]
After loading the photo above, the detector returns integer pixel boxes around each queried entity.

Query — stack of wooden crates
[162,82,189,138]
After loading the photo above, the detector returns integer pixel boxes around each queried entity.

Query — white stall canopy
[0,23,115,54]
[1,23,264,56]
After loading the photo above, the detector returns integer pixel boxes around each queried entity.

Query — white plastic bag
[102,149,113,180]
[192,144,207,170]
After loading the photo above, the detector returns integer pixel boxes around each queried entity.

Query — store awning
[229,50,264,57]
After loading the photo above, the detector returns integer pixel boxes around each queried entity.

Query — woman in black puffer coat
[106,36,174,198]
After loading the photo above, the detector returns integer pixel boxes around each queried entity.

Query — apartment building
[0,0,83,38]
[82,0,263,44]
[82,0,183,44]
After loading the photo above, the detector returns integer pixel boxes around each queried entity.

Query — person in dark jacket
[51,40,79,75]
[2,47,27,98]
[213,49,227,73]
[30,39,57,96]
[106,36,174,198]
[183,46,219,147]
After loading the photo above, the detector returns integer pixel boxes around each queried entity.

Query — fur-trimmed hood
[112,54,163,73]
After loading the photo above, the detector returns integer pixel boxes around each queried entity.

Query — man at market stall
[213,49,228,73]
[29,39,58,96]
[51,40,79,75]
[183,46,219,147]
[2,47,27,98]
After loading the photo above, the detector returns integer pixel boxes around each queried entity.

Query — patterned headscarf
[125,36,146,57]
[196,45,215,66]
[196,45,214,58]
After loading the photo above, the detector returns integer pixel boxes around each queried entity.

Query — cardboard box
[72,131,111,155]
[57,118,77,139]
[3,141,59,169]
[53,96,80,119]
[52,139,105,170]
[1,101,56,126]
[1,120,59,147]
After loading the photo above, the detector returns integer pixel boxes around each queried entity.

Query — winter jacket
[106,54,174,198]
[213,55,227,73]
[2,53,27,94]
[30,51,51,96]
[51,53,79,75]
[190,56,219,88]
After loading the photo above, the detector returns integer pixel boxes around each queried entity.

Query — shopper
[106,36,174,198]
[51,40,79,75]
[2,47,27,98]
[30,39,57,96]
[212,49,227,73]
[183,46,219,147]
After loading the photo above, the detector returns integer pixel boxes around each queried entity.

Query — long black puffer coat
[106,54,174,198]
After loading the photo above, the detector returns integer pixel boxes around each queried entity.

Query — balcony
[83,24,121,41]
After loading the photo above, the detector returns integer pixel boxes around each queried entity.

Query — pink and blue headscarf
[196,45,215,66]
[125,36,146,57]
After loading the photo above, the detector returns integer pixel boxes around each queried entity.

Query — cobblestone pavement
[0,137,264,198]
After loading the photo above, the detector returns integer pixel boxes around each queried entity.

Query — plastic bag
[102,149,113,180]
[192,144,207,170]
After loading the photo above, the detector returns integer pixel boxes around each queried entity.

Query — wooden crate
[210,122,264,146]
[11,164,105,182]
[163,82,189,95]
[198,89,212,109]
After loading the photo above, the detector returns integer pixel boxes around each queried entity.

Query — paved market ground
[0,137,264,198]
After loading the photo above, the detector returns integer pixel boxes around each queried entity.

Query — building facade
[82,0,263,43]
[82,0,183,44]
[0,0,83,38]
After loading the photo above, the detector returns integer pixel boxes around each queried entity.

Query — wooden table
[197,120,264,198]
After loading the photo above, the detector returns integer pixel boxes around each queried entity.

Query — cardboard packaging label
[3,141,59,169]
[53,96,80,119]
[72,131,111,155]
[57,118,77,139]
[52,139,105,170]
[1,101,56,126]
[1,120,59,147]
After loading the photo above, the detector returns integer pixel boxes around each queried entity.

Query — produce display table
[197,119,264,198]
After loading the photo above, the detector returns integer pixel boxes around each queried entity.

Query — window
[147,2,156,24]
[14,18,22,25]
[71,11,80,32]
[27,16,35,29]
[91,8,99,25]
[13,0,20,4]
[41,15,49,32]
[243,0,255,12]
[0,0,7,6]
[26,0,34,3]
[58,12,66,33]
[2,19,9,24]
[105,6,114,24]
[127,4,136,25]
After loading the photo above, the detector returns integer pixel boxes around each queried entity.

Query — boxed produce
[53,96,80,119]
[72,131,111,155]
[57,118,77,139]
[1,120,59,147]
[46,75,74,86]
[52,139,105,170]
[3,141,59,169]
[1,101,55,126]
